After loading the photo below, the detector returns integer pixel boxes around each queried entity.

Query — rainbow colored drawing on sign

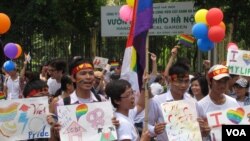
[76,104,88,121]
[226,107,245,124]
[0,102,19,122]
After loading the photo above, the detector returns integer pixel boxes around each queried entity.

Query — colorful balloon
[219,22,226,31]
[197,38,214,52]
[208,25,225,43]
[3,60,16,72]
[4,43,18,59]
[194,9,208,24]
[126,0,135,7]
[227,42,238,50]
[192,23,208,39]
[76,104,88,121]
[119,5,133,23]
[0,13,11,34]
[206,8,223,26]
[14,44,22,59]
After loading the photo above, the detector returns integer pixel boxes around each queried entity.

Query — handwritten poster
[0,97,50,141]
[227,49,250,76]
[161,100,202,141]
[57,101,117,141]
[207,105,250,141]
[93,56,109,69]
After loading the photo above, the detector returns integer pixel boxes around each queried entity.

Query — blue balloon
[192,23,208,39]
[3,60,16,72]
[197,38,214,52]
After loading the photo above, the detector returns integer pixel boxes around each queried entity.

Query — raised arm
[163,46,179,78]
[150,52,157,75]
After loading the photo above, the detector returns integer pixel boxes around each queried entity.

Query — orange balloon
[0,13,11,34]
[14,44,22,59]
[219,21,226,31]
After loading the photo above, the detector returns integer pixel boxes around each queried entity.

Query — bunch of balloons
[3,43,22,72]
[192,8,226,52]
[119,0,135,23]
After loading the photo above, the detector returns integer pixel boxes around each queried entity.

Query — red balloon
[206,8,223,26]
[208,25,225,42]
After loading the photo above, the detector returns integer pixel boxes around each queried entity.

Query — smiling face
[191,80,202,98]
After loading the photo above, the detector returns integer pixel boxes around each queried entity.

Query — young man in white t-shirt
[197,64,240,139]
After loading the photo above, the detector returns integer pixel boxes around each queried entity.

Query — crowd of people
[0,45,249,141]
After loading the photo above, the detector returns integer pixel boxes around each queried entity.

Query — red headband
[71,63,93,75]
[208,68,228,79]
[27,87,48,98]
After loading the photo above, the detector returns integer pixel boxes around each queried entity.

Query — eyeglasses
[120,89,136,98]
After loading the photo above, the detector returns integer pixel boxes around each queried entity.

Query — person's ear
[114,99,120,106]
[71,74,76,82]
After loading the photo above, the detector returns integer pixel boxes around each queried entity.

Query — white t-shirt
[197,94,240,118]
[4,76,21,100]
[150,82,164,96]
[115,107,140,141]
[47,78,61,96]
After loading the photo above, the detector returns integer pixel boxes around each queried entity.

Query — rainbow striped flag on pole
[178,34,195,47]
[121,0,153,91]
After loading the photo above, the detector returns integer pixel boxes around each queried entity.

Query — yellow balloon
[195,9,208,24]
[126,0,134,7]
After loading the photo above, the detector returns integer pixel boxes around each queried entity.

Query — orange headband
[208,68,229,79]
[170,73,189,81]
[71,63,93,75]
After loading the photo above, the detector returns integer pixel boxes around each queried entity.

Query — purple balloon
[4,43,18,59]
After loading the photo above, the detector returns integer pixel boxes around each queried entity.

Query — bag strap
[91,87,102,102]
[63,96,71,105]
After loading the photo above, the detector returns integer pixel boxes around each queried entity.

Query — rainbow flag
[110,62,119,69]
[121,0,153,91]
[179,34,195,47]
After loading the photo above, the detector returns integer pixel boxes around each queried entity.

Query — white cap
[208,64,230,80]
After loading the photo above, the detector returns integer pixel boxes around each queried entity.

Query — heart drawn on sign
[226,107,245,124]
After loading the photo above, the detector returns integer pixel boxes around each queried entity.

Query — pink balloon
[206,8,223,26]
[208,25,225,43]
[227,42,238,50]
[119,5,133,23]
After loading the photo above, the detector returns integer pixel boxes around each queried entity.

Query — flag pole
[144,33,149,130]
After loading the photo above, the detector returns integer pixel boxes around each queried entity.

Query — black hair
[54,75,74,97]
[23,79,48,98]
[188,76,209,97]
[105,79,131,108]
[25,71,39,82]
[49,58,67,74]
[169,62,189,76]
[176,57,191,67]
[154,74,164,83]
